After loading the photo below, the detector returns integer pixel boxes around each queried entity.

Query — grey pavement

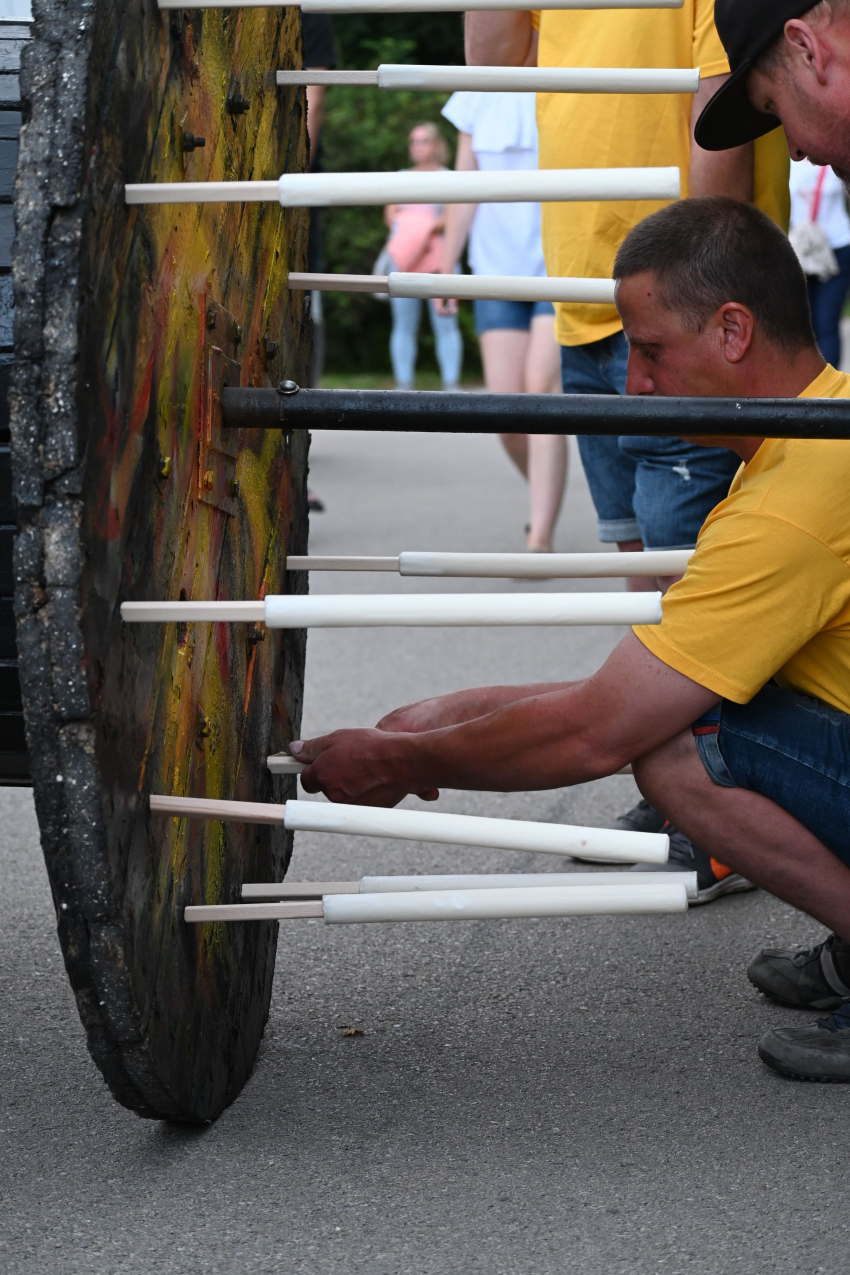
[1,430,846,1274]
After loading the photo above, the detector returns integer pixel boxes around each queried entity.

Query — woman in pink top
[384,123,463,390]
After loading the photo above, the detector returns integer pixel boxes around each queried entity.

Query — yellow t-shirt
[534,2,791,348]
[633,365,850,714]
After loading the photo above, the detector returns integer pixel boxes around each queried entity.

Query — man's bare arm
[465,11,538,66]
[291,634,719,806]
[376,681,575,734]
[689,74,754,199]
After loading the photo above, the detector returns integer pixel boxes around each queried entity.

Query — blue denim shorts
[694,684,850,867]
[474,298,555,335]
[560,332,740,549]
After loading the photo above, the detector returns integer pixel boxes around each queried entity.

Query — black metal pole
[221,384,850,439]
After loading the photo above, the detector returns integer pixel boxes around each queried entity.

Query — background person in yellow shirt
[289,199,850,1082]
[466,0,791,848]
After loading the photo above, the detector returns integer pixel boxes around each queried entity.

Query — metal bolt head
[228,90,250,115]
[206,308,217,330]
[264,335,278,359]
[182,131,206,151]
[230,479,240,498]
[277,379,299,395]
[232,321,242,344]
[203,470,214,490]
[247,625,266,646]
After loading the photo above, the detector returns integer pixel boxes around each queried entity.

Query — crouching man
[291,197,850,1082]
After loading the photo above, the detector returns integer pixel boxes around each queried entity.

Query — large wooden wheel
[11,0,310,1121]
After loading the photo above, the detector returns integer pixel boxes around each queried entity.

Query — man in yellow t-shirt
[290,199,850,1082]
[465,3,790,570]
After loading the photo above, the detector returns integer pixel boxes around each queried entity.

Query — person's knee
[633,729,699,818]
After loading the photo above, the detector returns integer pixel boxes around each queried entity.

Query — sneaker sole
[746,973,845,1012]
[691,874,757,906]
[757,1045,850,1083]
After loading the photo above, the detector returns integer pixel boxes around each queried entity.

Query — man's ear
[716,303,755,364]
[784,19,831,84]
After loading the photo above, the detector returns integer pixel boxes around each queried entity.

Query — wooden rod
[288,273,388,293]
[186,900,324,922]
[120,600,264,623]
[285,555,399,570]
[276,70,379,86]
[150,794,287,825]
[242,881,360,898]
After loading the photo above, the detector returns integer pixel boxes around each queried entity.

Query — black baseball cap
[695,0,815,151]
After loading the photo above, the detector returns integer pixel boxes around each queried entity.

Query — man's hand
[289,730,439,806]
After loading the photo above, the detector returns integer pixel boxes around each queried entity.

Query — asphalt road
[1,430,846,1275]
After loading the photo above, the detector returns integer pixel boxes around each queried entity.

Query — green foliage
[319,22,481,379]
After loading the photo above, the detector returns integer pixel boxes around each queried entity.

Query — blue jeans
[561,332,740,548]
[474,298,555,335]
[807,243,850,367]
[694,684,850,867]
[390,295,463,389]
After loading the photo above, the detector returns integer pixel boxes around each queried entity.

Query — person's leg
[477,309,532,481]
[808,245,850,367]
[636,729,850,937]
[426,298,463,390]
[524,309,566,551]
[564,333,650,583]
[389,295,421,389]
[620,437,741,589]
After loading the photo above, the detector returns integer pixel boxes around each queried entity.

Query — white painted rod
[283,550,691,577]
[277,168,680,208]
[300,0,685,11]
[152,793,667,863]
[185,882,687,923]
[276,66,699,94]
[123,592,662,627]
[242,871,699,901]
[126,168,679,208]
[283,798,669,864]
[398,550,692,578]
[323,882,687,922]
[288,272,616,304]
[262,591,663,627]
[388,273,616,304]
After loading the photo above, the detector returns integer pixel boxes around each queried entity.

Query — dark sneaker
[608,798,667,836]
[629,824,756,905]
[748,934,850,1010]
[572,798,668,863]
[758,1001,850,1082]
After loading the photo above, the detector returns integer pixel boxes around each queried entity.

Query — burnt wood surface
[11,0,310,1121]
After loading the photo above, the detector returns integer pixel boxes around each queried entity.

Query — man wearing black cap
[696,0,850,176]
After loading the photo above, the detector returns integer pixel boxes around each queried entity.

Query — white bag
[789,165,840,282]
[789,220,840,282]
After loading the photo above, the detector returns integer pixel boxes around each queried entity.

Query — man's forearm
[392,685,630,793]
[377,682,576,733]
[465,12,537,66]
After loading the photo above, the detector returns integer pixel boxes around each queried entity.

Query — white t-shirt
[441,92,546,278]
[789,160,850,250]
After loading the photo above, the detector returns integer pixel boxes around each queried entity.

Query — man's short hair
[755,0,847,76]
[613,197,816,350]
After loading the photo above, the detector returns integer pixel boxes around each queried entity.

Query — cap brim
[694,61,782,152]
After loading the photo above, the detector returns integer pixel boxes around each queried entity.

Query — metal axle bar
[221,386,850,439]
[275,66,698,94]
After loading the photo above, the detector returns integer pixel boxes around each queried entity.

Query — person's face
[616,272,754,398]
[409,127,440,166]
[746,20,850,180]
